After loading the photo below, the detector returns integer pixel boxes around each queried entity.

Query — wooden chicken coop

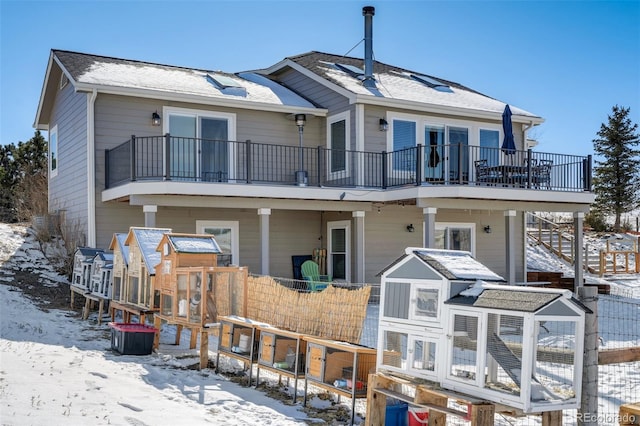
[152,233,249,368]
[109,227,171,324]
[377,247,587,416]
[255,325,308,402]
[109,232,129,304]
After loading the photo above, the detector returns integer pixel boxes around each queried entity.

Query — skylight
[206,73,242,89]
[409,73,452,92]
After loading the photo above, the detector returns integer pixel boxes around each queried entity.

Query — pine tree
[592,106,640,231]
[0,131,49,222]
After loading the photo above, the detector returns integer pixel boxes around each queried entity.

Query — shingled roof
[51,49,317,109]
[277,51,540,120]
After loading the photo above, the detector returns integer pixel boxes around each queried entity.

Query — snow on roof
[114,233,129,266]
[75,247,104,259]
[94,252,114,262]
[323,64,536,117]
[287,52,540,119]
[167,235,222,254]
[411,248,506,282]
[55,50,315,109]
[131,228,171,273]
[447,288,560,312]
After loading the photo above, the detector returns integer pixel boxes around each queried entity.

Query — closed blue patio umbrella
[502,104,516,155]
[501,104,516,155]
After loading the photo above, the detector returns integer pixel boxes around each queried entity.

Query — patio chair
[533,159,553,189]
[474,159,499,185]
[301,260,331,292]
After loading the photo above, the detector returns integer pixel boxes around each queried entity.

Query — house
[34,6,594,287]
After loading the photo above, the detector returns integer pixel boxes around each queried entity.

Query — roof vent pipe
[362,6,376,88]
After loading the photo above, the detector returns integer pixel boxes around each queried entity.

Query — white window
[327,112,350,179]
[434,222,475,255]
[196,220,239,266]
[49,125,58,178]
[391,119,416,172]
[327,220,350,281]
[164,107,236,182]
[479,129,500,167]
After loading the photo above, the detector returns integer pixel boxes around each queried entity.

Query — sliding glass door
[165,108,234,181]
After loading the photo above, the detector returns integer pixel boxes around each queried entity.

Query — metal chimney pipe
[362,6,376,88]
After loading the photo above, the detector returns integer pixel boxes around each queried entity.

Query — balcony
[105,135,592,193]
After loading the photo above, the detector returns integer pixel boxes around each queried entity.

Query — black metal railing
[105,134,592,193]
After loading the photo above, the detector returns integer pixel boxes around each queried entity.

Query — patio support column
[423,207,437,248]
[353,211,365,283]
[258,208,271,276]
[143,205,157,228]
[574,211,585,291]
[504,210,516,284]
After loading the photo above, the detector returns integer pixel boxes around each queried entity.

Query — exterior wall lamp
[379,118,389,132]
[152,111,161,126]
[484,225,492,233]
[406,224,415,233]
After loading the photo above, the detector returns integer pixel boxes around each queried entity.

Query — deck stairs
[526,213,639,276]
[526,213,600,274]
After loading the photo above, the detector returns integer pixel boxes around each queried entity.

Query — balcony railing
[105,134,592,192]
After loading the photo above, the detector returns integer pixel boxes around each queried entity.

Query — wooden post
[414,386,447,425]
[190,328,198,349]
[542,410,563,426]
[469,402,495,426]
[619,402,640,425]
[578,286,598,426]
[199,330,209,369]
[153,316,162,349]
[365,373,390,426]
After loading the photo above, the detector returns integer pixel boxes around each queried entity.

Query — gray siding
[358,206,523,284]
[48,82,89,240]
[94,204,322,278]
[278,68,350,112]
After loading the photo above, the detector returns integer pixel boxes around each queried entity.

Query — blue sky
[1,0,638,156]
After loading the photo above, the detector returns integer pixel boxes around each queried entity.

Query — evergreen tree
[592,106,640,231]
[0,144,18,221]
[0,131,49,222]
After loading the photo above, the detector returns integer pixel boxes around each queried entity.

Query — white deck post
[143,205,157,228]
[505,210,516,284]
[353,211,365,283]
[423,207,437,248]
[258,208,271,276]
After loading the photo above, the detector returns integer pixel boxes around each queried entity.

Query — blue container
[385,402,408,426]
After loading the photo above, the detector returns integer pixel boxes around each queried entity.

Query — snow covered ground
[0,222,638,425]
